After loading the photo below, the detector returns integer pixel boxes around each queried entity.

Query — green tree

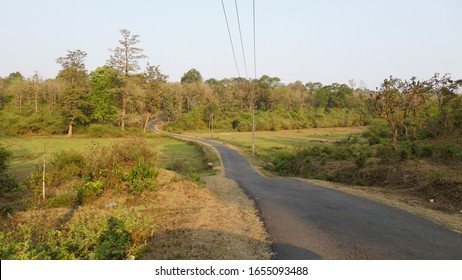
[431,73,460,135]
[107,29,147,129]
[5,72,25,83]
[374,76,406,146]
[325,83,353,108]
[181,68,203,84]
[56,49,90,136]
[89,66,122,123]
[142,64,168,131]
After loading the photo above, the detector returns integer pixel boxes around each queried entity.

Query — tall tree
[56,49,89,136]
[89,66,122,123]
[374,76,406,146]
[143,64,168,132]
[107,29,147,129]
[180,68,203,84]
[30,71,42,113]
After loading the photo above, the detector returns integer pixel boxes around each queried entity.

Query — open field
[1,134,208,180]
[0,134,270,259]
[186,126,366,161]
[185,126,462,232]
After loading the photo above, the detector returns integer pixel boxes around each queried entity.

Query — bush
[77,181,104,205]
[94,217,133,260]
[125,157,159,193]
[0,111,67,136]
[355,151,369,168]
[87,124,125,138]
[46,195,73,208]
[0,146,19,193]
[439,144,460,161]
[52,150,87,177]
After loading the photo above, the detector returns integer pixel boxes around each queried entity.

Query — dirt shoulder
[141,171,272,259]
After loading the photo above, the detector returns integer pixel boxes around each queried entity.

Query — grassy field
[0,133,270,259]
[1,134,209,180]
[186,127,365,161]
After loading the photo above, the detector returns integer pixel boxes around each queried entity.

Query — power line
[252,0,256,156]
[220,0,241,77]
[253,0,257,80]
[234,0,248,79]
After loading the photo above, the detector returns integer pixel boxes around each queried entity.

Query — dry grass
[141,173,271,260]
[2,168,271,260]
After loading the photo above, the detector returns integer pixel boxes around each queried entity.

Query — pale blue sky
[1,0,461,89]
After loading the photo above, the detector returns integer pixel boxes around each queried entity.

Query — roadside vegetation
[0,134,269,259]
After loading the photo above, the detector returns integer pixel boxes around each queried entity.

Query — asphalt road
[152,122,462,259]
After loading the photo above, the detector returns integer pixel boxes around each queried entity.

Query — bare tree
[107,29,147,130]
[30,71,42,113]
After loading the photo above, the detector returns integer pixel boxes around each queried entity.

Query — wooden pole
[211,113,214,139]
[42,144,46,202]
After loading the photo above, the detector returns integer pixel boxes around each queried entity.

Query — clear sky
[1,0,461,89]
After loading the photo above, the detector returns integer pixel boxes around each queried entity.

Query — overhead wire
[253,0,257,80]
[234,0,248,79]
[220,0,241,77]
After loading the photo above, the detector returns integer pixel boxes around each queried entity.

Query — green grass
[2,137,130,179]
[2,134,211,180]
[186,127,366,161]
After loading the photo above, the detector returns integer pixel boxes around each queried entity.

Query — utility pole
[42,144,46,203]
[211,113,214,139]
[252,103,255,155]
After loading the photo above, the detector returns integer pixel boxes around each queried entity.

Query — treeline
[1,29,461,139]
[0,29,375,137]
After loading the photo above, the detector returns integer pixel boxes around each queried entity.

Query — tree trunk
[143,112,151,132]
[402,124,409,143]
[35,96,38,113]
[392,125,398,147]
[67,117,74,137]
[121,94,126,130]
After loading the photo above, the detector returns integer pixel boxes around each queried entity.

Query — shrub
[77,181,104,205]
[52,150,87,178]
[94,217,133,260]
[355,151,369,168]
[398,145,411,161]
[46,195,73,208]
[87,124,124,138]
[0,146,19,193]
[439,144,460,161]
[125,157,159,193]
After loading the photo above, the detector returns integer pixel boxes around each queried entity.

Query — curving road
[152,121,462,259]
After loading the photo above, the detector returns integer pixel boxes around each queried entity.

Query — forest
[0,30,461,140]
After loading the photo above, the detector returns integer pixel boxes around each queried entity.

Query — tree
[373,76,430,145]
[374,76,407,146]
[5,72,24,83]
[431,73,460,135]
[56,49,90,136]
[181,68,203,84]
[142,64,168,131]
[30,71,42,113]
[107,29,147,129]
[402,77,430,140]
[89,66,122,123]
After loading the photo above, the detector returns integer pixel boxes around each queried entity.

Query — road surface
[152,121,462,259]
